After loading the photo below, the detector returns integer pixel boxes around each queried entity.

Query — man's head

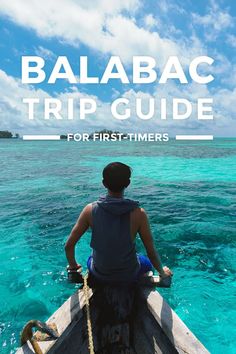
[103,162,131,193]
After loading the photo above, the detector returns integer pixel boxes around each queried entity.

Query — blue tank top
[90,195,140,282]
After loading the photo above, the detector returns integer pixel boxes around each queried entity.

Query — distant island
[0,131,20,138]
[60,134,67,139]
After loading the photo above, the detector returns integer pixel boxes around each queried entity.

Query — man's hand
[159,266,173,278]
[67,264,82,272]
[67,264,83,283]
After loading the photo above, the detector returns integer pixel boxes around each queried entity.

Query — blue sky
[0,0,236,136]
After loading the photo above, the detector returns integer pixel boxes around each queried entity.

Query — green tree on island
[0,131,13,138]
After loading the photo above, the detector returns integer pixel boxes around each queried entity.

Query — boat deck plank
[141,289,209,354]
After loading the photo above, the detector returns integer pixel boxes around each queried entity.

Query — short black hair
[103,162,131,192]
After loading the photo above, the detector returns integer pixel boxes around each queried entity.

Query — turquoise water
[0,138,235,353]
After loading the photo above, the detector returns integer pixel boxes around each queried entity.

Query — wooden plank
[141,288,209,354]
[133,301,178,354]
[16,289,93,354]
[47,305,98,354]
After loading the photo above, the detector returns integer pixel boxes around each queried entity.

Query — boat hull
[16,284,209,354]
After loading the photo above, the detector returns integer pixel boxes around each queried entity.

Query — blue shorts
[136,254,153,276]
[87,254,152,278]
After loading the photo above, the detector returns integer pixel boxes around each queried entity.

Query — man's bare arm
[65,204,91,269]
[138,208,172,277]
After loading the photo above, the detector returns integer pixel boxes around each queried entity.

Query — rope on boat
[20,320,58,354]
[83,273,95,354]
[20,273,94,354]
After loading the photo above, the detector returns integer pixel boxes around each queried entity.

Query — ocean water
[0,138,235,354]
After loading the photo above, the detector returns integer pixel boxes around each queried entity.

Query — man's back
[84,202,146,241]
[65,162,172,280]
[88,195,140,281]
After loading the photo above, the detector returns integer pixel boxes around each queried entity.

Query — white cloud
[0,69,50,132]
[143,14,158,29]
[192,3,233,41]
[226,34,236,48]
[0,0,140,51]
[157,0,186,16]
[101,15,182,66]
[0,0,203,67]
[221,64,236,87]
[35,46,56,61]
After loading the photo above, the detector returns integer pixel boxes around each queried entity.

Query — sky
[0,0,236,136]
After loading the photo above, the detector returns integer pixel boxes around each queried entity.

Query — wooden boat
[16,274,209,354]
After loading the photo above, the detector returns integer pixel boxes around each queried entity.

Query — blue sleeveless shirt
[90,195,140,282]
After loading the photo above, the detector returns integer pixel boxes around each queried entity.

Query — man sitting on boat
[65,162,172,282]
